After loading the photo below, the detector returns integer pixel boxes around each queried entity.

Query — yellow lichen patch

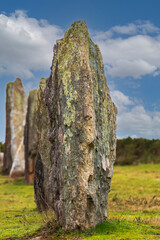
[64,105,75,127]
[39,77,46,91]
[63,129,73,146]
[61,69,76,129]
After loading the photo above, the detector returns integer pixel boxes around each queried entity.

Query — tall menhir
[3,78,26,177]
[39,21,117,230]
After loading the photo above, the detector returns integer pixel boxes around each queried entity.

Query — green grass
[0,175,43,239]
[0,164,160,239]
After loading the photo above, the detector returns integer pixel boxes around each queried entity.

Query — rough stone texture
[3,78,27,177]
[24,89,38,184]
[34,78,51,211]
[43,21,117,231]
[2,83,13,174]
[0,153,4,168]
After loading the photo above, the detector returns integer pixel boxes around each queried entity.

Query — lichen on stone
[34,78,52,211]
[24,88,38,184]
[36,20,117,231]
[3,78,27,177]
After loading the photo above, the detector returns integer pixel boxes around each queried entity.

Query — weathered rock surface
[24,89,38,184]
[3,78,27,177]
[2,82,12,174]
[34,78,51,211]
[36,20,117,231]
[0,153,4,168]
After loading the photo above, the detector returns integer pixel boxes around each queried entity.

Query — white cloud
[92,21,160,78]
[111,90,133,112]
[106,59,157,78]
[113,90,160,138]
[1,13,160,139]
[0,10,63,78]
[1,14,160,80]
[112,23,138,35]
[118,105,160,137]
[92,20,160,41]
[23,81,34,95]
[112,21,160,35]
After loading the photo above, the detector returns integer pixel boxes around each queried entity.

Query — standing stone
[0,153,4,168]
[3,78,27,177]
[34,78,51,211]
[24,89,38,184]
[2,83,13,174]
[37,21,117,231]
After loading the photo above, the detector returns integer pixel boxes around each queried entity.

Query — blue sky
[1,0,160,141]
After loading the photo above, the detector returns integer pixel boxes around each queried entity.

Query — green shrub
[116,137,160,165]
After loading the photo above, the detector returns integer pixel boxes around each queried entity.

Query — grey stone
[34,78,51,211]
[24,89,38,184]
[36,21,117,231]
[3,78,27,177]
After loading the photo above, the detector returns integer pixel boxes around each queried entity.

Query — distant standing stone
[36,20,117,231]
[34,78,52,211]
[24,89,38,184]
[3,78,27,177]
[0,152,4,168]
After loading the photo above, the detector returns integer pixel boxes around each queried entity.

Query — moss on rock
[36,21,117,231]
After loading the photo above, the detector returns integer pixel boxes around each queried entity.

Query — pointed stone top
[39,78,46,91]
[7,78,24,90]
[14,78,23,87]
[70,20,86,29]
[39,77,46,85]
[14,78,22,84]
[63,20,89,41]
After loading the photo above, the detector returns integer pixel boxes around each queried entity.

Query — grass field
[0,164,160,239]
